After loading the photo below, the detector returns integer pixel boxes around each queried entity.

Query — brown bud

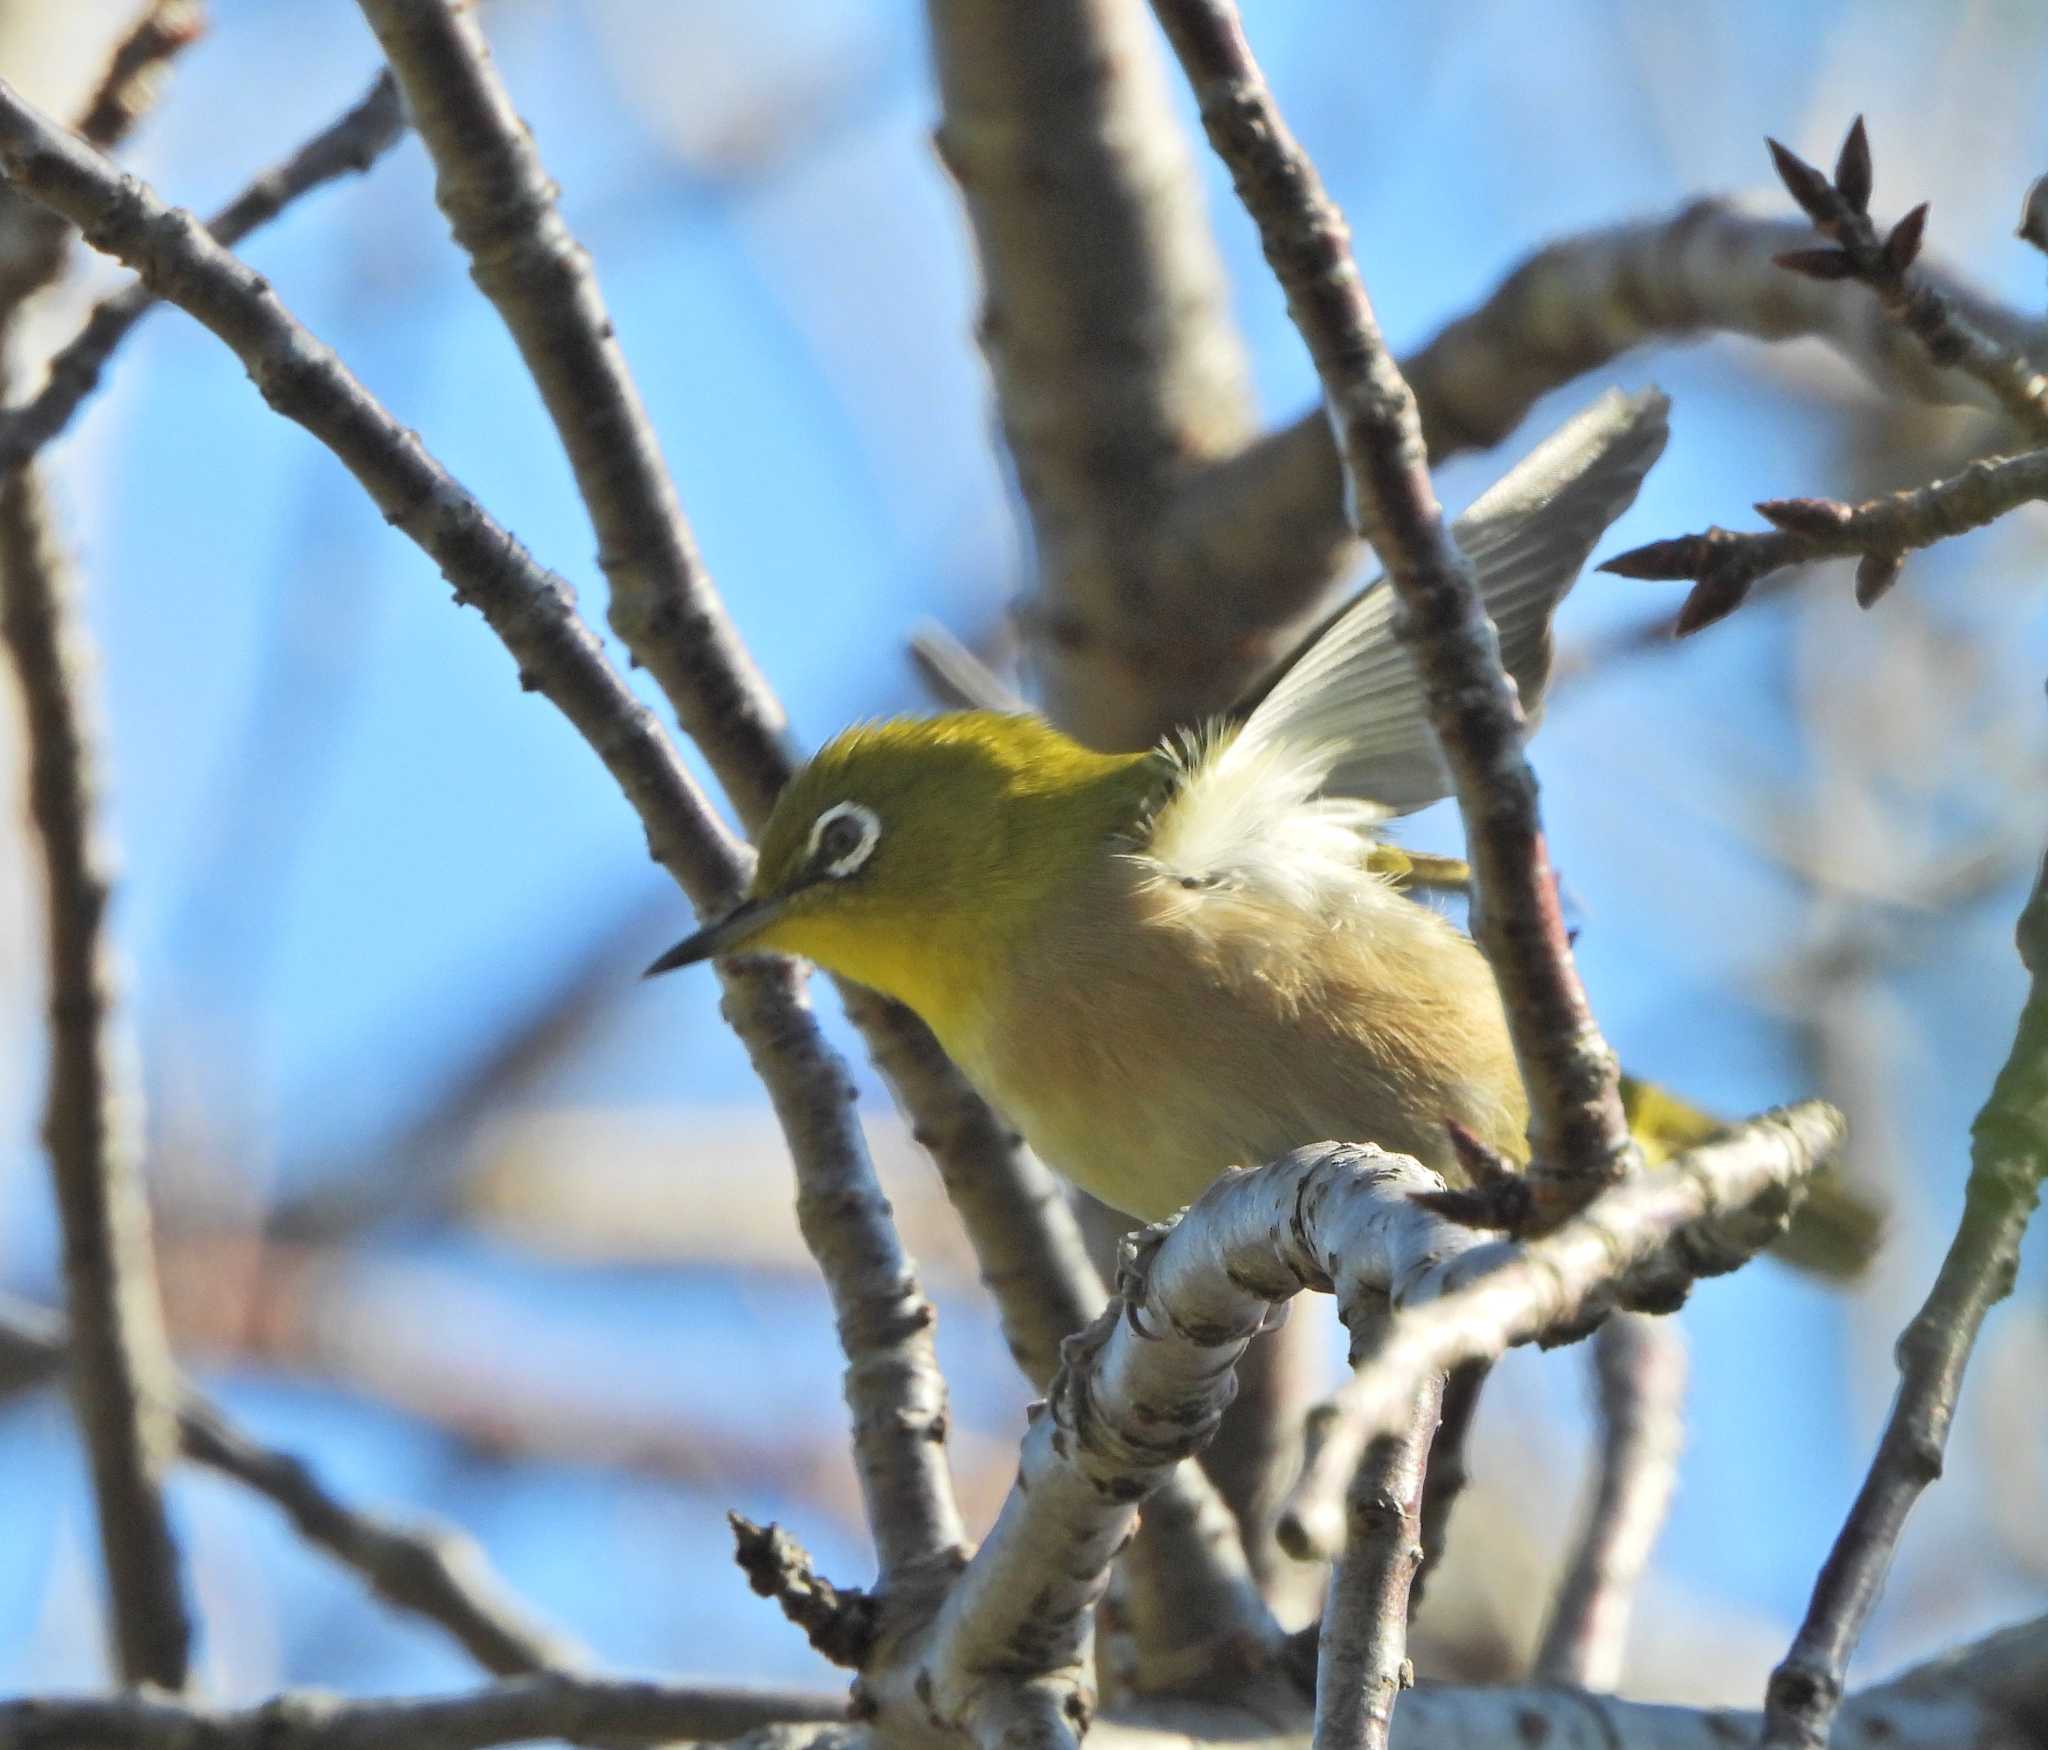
[2018,175,2048,255]
[1675,572,1751,637]
[1833,116,1873,215]
[1598,534,1714,581]
[1854,551,1905,608]
[1774,247,1859,281]
[1885,203,1929,276]
[1767,136,1839,224]
[1756,496,1853,535]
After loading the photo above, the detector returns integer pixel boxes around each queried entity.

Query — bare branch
[1310,1350,1439,1750]
[73,0,205,150]
[0,77,967,1581]
[3,1616,2046,1750]
[874,1117,1830,1746]
[0,71,406,477]
[1278,1105,1841,1563]
[344,12,1257,1629]
[1162,197,2048,606]
[927,0,1269,749]
[1760,854,2048,1749]
[0,431,190,1684]
[1763,122,2048,437]
[353,0,798,830]
[0,1298,585,1677]
[1149,0,1634,1204]
[0,1679,850,1749]
[1533,1313,1688,1690]
[1600,446,2048,634]
[1410,1359,1488,1612]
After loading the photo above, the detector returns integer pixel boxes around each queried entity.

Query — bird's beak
[642,894,789,978]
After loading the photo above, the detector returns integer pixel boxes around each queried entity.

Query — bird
[647,389,1876,1265]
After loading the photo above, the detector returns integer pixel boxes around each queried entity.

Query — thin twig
[0,70,406,479]
[1149,0,1634,1209]
[73,0,206,150]
[1532,1312,1688,1690]
[0,1294,585,1678]
[0,408,191,1685]
[1158,195,2048,628]
[1763,120,2048,438]
[0,78,967,1582]
[1311,1312,1439,1750]
[1410,1359,1488,1612]
[352,0,797,829]
[1277,1105,1841,1562]
[1760,854,2048,1748]
[1600,444,2048,633]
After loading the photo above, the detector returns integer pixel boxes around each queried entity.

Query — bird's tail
[1621,1074,1883,1280]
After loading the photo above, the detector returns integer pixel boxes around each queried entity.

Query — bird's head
[646,711,1154,1027]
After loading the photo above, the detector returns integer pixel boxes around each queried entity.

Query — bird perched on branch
[649,389,1876,1273]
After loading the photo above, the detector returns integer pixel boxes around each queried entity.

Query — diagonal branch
[0,70,406,479]
[1761,121,2048,438]
[72,0,206,151]
[0,1299,584,1677]
[877,1113,1833,1749]
[351,0,798,830]
[0,77,964,1583]
[1276,1105,1840,1564]
[1158,197,2048,627]
[349,0,1270,1631]
[1600,444,2048,634]
[1760,853,2048,1749]
[1148,0,1633,1205]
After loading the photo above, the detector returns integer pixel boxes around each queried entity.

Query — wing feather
[1224,387,1670,814]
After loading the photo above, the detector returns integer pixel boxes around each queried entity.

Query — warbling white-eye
[650,390,1877,1272]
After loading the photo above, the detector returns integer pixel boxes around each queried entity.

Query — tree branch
[1761,121,2048,438]
[346,0,1271,1629]
[2,1614,2044,1750]
[0,78,966,1583]
[925,0,1271,749]
[0,1298,586,1677]
[352,0,799,829]
[1277,1105,1840,1563]
[0,70,406,478]
[0,1678,849,1749]
[1600,444,2048,634]
[0,346,190,1682]
[1160,197,2048,615]
[874,1116,1831,1747]
[1532,1312,1687,1690]
[1760,853,2048,1749]
[1149,0,1634,1204]
[1309,1342,1438,1750]
[72,0,205,151]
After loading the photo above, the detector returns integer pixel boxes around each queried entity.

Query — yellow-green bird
[650,390,1874,1268]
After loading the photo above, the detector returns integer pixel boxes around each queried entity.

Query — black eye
[809,801,880,877]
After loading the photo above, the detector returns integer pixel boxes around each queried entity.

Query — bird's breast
[942,860,1527,1222]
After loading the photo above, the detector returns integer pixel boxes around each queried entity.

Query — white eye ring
[808,801,881,878]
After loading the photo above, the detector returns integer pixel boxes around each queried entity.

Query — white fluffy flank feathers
[1137,724,1390,914]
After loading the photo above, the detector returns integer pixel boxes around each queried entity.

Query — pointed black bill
[642,895,787,977]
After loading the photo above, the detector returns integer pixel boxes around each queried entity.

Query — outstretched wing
[1225,387,1670,814]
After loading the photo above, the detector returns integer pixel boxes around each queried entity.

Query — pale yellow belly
[942,888,1527,1223]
